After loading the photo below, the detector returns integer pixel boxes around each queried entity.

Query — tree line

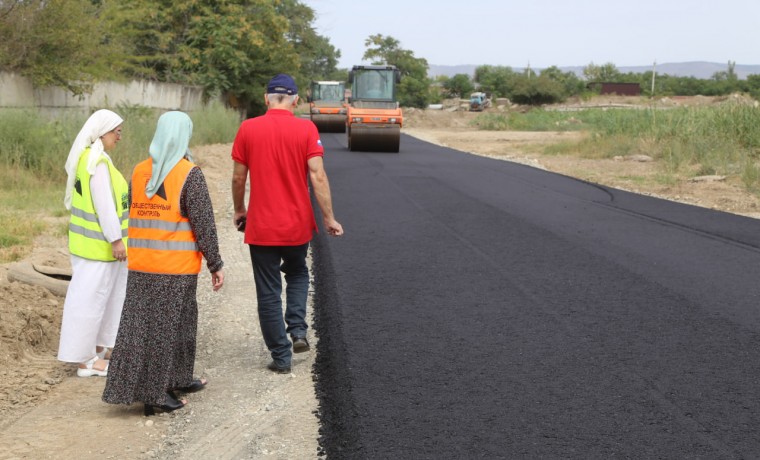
[1,1,758,114]
[440,61,760,106]
[0,0,343,116]
[361,40,760,107]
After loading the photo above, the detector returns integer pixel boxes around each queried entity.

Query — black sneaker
[267,361,291,374]
[292,336,310,353]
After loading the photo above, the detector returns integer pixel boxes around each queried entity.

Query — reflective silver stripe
[71,207,99,223]
[69,223,108,241]
[69,223,127,241]
[130,218,193,232]
[129,238,198,251]
[72,206,128,228]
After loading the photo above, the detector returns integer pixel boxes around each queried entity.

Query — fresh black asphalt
[310,132,760,459]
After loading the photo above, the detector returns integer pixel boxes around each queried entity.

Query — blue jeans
[249,243,309,367]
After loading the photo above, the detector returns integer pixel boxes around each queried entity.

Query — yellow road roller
[308,81,347,133]
[347,65,403,153]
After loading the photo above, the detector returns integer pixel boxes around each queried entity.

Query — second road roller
[346,65,403,153]
[307,80,347,133]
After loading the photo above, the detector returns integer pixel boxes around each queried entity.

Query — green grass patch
[0,103,242,262]
[0,102,242,183]
[187,100,242,146]
[542,141,582,156]
[741,160,760,192]
[654,173,678,186]
[472,108,615,133]
[0,165,63,262]
[509,111,588,132]
[0,165,62,212]
[0,214,45,246]
[0,109,82,178]
[469,113,510,131]
[0,211,47,262]
[618,175,649,185]
[475,102,760,191]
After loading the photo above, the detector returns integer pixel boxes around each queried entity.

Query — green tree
[0,0,126,94]
[540,66,585,97]
[582,62,621,81]
[1,0,341,115]
[510,74,565,105]
[710,60,742,95]
[362,34,431,108]
[712,61,738,82]
[181,1,298,116]
[473,65,520,99]
[276,0,341,82]
[654,74,707,96]
[747,74,760,101]
[112,0,300,116]
[442,73,474,98]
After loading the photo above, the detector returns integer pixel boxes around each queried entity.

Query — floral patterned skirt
[102,271,198,406]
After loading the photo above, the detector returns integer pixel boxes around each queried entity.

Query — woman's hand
[211,269,224,291]
[111,239,127,262]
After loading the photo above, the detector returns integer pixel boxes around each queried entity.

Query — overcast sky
[305,0,759,69]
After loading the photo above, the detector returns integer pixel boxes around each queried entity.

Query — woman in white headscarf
[58,109,129,377]
[103,111,224,416]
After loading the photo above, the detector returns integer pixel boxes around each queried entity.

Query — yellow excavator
[308,81,347,133]
[346,65,403,153]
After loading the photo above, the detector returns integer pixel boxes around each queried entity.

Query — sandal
[174,378,207,393]
[77,356,108,377]
[144,392,187,416]
[96,348,112,360]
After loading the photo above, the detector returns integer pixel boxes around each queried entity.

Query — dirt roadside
[0,144,320,459]
[2,99,759,459]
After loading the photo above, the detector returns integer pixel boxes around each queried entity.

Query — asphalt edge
[311,230,363,459]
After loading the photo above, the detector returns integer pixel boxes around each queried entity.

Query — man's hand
[324,218,344,236]
[233,212,247,232]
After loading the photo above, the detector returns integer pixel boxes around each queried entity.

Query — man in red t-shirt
[231,73,343,374]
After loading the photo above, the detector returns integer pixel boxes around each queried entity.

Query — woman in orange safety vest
[103,111,224,416]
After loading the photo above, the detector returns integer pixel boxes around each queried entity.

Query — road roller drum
[311,114,346,133]
[348,124,400,153]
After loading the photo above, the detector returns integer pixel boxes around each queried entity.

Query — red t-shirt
[231,109,324,245]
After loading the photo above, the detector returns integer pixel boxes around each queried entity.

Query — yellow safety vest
[128,158,202,275]
[68,148,129,261]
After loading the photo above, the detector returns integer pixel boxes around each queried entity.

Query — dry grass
[0,167,64,263]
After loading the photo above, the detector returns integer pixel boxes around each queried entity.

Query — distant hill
[428,62,760,80]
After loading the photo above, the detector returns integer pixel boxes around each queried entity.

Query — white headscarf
[63,109,124,210]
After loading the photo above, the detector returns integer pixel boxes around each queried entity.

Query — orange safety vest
[128,158,202,275]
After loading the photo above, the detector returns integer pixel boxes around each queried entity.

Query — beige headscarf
[63,109,123,210]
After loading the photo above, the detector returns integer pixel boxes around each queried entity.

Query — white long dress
[57,159,128,363]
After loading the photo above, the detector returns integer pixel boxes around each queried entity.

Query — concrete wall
[0,72,204,112]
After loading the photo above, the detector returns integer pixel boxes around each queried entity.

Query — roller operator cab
[347,65,403,153]
[307,81,347,133]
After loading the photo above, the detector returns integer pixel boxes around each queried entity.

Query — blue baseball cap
[267,73,298,95]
